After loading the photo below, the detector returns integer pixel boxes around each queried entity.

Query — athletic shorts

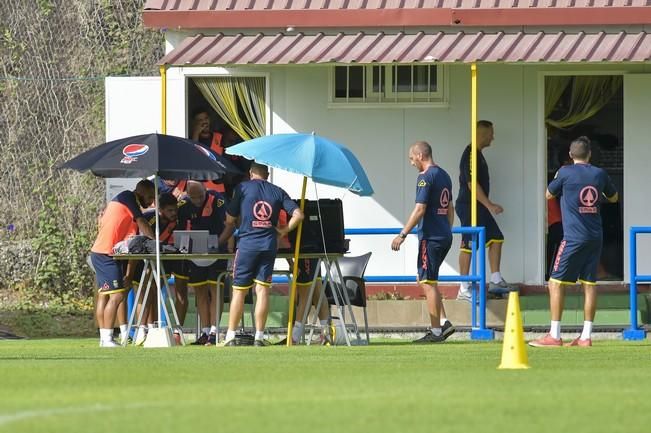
[295,258,322,286]
[90,252,128,295]
[417,238,452,284]
[232,249,275,290]
[455,201,504,252]
[133,260,177,285]
[185,260,227,287]
[550,239,602,285]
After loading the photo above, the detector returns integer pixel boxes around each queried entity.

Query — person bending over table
[90,180,155,347]
[176,181,228,346]
[131,192,179,345]
[219,163,304,347]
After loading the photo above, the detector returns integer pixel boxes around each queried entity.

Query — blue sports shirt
[457,145,490,204]
[547,163,617,241]
[415,165,453,241]
[227,179,299,251]
[177,190,227,236]
[113,190,143,221]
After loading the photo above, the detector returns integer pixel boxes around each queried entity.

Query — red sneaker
[528,334,563,347]
[565,337,592,347]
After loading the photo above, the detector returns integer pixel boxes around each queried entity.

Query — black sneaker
[254,339,270,347]
[193,333,209,345]
[412,330,446,344]
[441,320,456,340]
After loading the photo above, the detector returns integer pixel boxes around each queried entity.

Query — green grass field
[1,339,650,433]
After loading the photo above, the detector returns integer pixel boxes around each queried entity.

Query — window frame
[329,64,448,108]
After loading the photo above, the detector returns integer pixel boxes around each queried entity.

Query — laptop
[173,230,209,254]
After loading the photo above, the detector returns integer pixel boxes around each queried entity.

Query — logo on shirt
[194,144,217,161]
[579,186,598,214]
[438,188,450,215]
[120,144,149,164]
[252,201,273,228]
[418,180,427,187]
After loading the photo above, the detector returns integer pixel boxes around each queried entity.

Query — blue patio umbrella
[225,133,373,196]
[226,132,374,346]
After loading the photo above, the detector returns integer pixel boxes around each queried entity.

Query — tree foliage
[0,0,164,302]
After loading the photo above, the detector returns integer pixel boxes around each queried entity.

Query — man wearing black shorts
[455,120,513,301]
[530,136,617,348]
[177,181,228,345]
[219,163,304,346]
[392,141,455,343]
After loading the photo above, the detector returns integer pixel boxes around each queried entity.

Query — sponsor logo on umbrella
[120,144,149,164]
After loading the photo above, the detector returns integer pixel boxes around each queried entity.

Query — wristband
[399,232,407,239]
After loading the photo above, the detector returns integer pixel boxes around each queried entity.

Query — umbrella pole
[154,176,162,328]
[286,176,308,347]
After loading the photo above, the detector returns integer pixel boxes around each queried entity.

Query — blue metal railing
[345,226,494,340]
[623,226,650,340]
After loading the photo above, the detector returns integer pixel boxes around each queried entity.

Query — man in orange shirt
[90,180,155,347]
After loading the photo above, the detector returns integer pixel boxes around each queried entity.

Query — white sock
[225,330,236,341]
[291,322,304,342]
[119,324,128,335]
[490,272,503,284]
[202,327,210,335]
[99,328,113,342]
[440,317,448,326]
[550,320,561,339]
[580,321,593,340]
[459,282,470,293]
[431,327,442,336]
[254,330,265,341]
[210,325,217,335]
[147,323,155,329]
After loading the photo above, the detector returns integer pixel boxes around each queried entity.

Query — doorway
[544,74,624,281]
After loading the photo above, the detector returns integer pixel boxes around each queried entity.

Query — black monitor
[287,199,346,253]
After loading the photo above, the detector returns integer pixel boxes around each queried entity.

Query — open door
[104,76,161,201]
[623,74,651,280]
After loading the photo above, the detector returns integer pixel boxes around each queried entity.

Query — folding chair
[326,252,372,344]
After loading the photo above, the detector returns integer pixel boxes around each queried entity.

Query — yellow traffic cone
[498,291,530,369]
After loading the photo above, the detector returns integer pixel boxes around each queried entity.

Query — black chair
[326,252,372,343]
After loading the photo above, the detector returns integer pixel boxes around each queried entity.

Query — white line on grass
[0,402,168,427]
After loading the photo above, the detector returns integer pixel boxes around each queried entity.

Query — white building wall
[127,38,651,284]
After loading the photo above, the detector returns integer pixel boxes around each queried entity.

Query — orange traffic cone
[498,291,530,369]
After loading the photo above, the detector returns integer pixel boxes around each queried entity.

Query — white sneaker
[456,289,472,302]
[134,328,147,346]
[99,339,119,348]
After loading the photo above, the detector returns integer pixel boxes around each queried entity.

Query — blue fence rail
[345,227,494,340]
[623,226,650,340]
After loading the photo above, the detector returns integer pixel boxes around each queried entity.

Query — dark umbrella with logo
[59,133,242,343]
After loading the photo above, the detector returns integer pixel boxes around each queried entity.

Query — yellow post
[286,176,308,346]
[470,63,477,227]
[160,65,167,134]
[498,292,530,369]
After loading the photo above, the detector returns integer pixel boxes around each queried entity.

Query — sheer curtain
[194,76,266,140]
[546,76,622,129]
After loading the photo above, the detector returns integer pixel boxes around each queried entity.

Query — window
[331,64,446,106]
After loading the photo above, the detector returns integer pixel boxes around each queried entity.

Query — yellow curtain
[546,76,622,129]
[194,77,266,140]
[544,76,571,119]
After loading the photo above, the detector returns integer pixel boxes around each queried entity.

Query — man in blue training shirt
[455,120,514,301]
[392,141,456,343]
[219,163,304,346]
[530,136,618,348]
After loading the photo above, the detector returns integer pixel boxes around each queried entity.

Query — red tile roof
[143,1,651,28]
[158,30,651,64]
[145,0,650,11]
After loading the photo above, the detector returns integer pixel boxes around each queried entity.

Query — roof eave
[143,7,651,30]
